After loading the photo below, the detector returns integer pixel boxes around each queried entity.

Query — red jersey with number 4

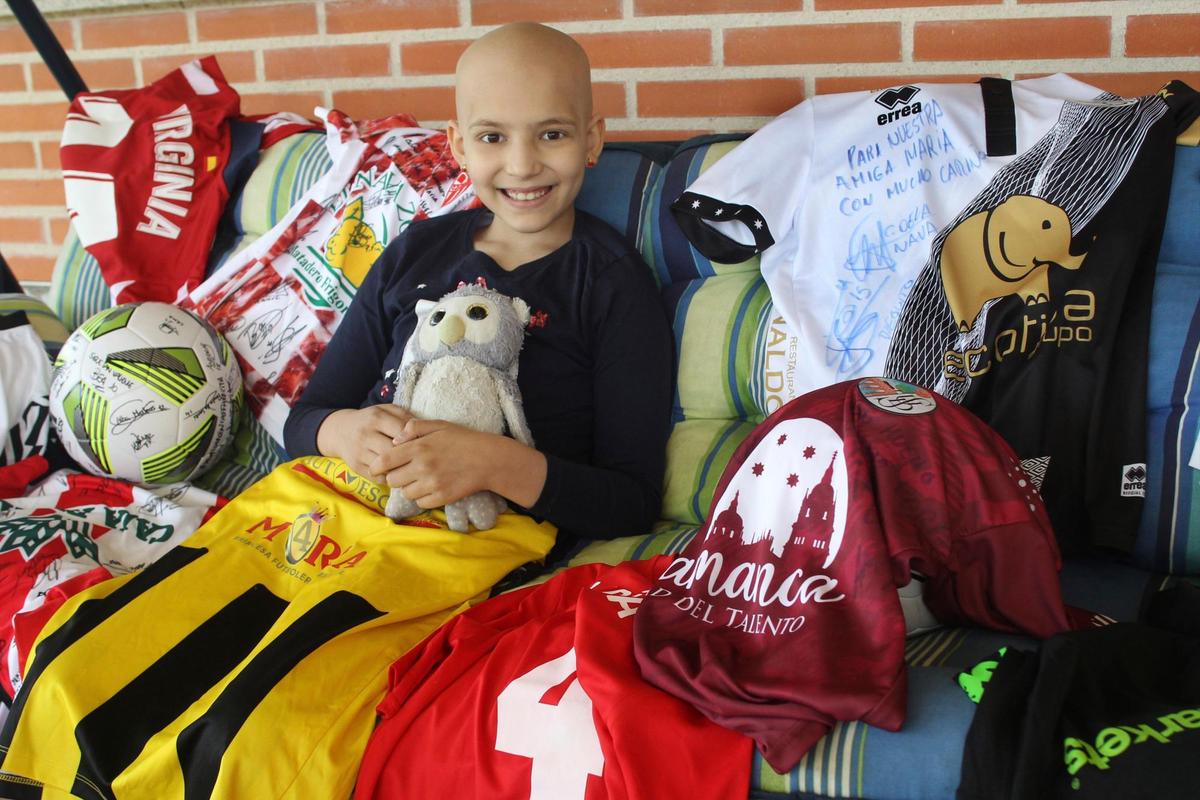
[354,556,752,800]
[59,57,240,304]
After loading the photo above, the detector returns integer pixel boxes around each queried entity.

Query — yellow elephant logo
[325,197,384,287]
[940,195,1088,332]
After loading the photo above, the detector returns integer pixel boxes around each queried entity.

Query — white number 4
[495,648,604,799]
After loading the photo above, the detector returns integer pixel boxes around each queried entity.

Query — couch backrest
[43,130,1200,575]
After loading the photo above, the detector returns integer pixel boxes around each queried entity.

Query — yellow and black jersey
[0,456,555,800]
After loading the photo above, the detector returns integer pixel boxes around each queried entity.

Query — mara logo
[1121,463,1147,498]
[875,85,922,126]
[244,511,368,571]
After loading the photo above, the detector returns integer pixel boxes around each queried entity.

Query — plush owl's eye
[430,310,445,325]
[467,305,489,320]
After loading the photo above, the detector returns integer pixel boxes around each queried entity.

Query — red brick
[39,142,61,172]
[6,255,56,284]
[49,218,72,246]
[0,102,69,134]
[0,143,37,170]
[0,64,24,93]
[817,0,997,7]
[332,87,455,125]
[401,40,471,76]
[594,82,627,119]
[240,91,328,118]
[635,0,799,13]
[1019,71,1200,99]
[815,74,988,95]
[727,23,900,65]
[81,12,188,49]
[0,179,64,207]
[578,30,711,69]
[1127,14,1200,58]
[638,79,803,118]
[0,218,46,245]
[265,44,391,81]
[196,4,317,42]
[141,52,258,86]
[0,21,73,54]
[914,17,1110,61]
[326,0,459,34]
[473,0,620,26]
[32,58,136,92]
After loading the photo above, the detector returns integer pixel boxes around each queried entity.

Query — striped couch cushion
[0,293,70,357]
[1136,143,1200,575]
[642,136,760,287]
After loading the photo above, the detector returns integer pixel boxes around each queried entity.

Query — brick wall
[1,0,1198,287]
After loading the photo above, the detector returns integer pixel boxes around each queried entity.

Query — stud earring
[586,157,597,168]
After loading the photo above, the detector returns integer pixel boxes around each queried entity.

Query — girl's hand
[370,419,547,509]
[315,405,414,480]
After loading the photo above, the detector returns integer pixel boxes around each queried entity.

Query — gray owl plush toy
[383,280,534,532]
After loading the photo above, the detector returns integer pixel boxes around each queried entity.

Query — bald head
[455,22,594,122]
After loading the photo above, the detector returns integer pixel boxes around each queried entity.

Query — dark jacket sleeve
[529,254,674,540]
[282,237,404,457]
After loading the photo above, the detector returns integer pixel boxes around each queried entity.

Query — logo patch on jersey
[875,85,922,126]
[875,85,920,109]
[285,509,325,565]
[939,195,1087,334]
[858,377,936,415]
[1121,463,1147,498]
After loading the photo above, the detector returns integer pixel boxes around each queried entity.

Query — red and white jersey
[60,57,241,304]
[354,556,752,800]
[185,108,479,444]
[0,460,224,700]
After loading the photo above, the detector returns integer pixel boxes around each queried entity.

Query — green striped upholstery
[666,271,780,422]
[641,137,760,286]
[47,226,111,333]
[661,418,757,526]
[235,131,331,239]
[0,293,70,356]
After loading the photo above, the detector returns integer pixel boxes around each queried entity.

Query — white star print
[714,208,723,216]
[691,199,700,209]
[753,219,763,229]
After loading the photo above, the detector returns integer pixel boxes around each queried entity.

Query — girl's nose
[505,142,540,178]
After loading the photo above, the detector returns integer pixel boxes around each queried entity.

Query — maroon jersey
[354,556,752,800]
[60,57,240,304]
[633,377,1071,773]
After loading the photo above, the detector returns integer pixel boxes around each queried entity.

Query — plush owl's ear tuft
[416,299,437,318]
[511,297,531,326]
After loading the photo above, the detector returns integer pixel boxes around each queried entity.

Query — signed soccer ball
[49,302,243,485]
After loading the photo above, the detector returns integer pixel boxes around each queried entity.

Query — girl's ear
[446,119,467,170]
[585,115,605,167]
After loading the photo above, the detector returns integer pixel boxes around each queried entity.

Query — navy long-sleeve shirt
[283,207,674,541]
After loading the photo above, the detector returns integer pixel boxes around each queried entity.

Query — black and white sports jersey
[673,75,1200,554]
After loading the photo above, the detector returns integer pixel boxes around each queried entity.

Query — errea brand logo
[1121,463,1147,498]
[875,85,922,126]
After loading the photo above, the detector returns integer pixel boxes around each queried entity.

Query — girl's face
[448,64,604,250]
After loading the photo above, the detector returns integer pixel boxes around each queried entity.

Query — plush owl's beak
[438,316,465,345]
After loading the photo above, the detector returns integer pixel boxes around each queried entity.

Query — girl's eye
[542,130,566,141]
[479,133,502,144]
[467,304,489,321]
[430,310,445,325]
